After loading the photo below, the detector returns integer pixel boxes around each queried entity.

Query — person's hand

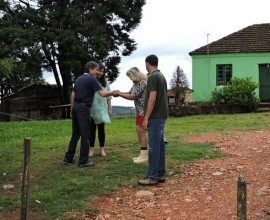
[70,108,73,118]
[142,118,148,130]
[112,90,119,97]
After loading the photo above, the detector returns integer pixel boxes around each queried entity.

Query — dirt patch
[92,130,270,220]
[1,130,270,219]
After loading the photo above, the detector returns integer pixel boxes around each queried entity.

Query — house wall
[0,84,62,121]
[191,52,270,102]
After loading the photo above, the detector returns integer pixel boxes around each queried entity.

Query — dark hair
[145,54,158,66]
[98,63,106,87]
[84,61,99,73]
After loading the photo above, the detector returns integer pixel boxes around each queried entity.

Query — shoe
[164,140,168,144]
[78,161,95,168]
[133,155,140,160]
[158,178,166,183]
[133,156,148,163]
[63,158,76,165]
[137,177,158,186]
[133,149,148,163]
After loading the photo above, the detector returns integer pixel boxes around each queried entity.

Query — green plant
[211,77,260,111]
[211,88,227,104]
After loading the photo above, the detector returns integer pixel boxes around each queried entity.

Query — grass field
[1,112,270,219]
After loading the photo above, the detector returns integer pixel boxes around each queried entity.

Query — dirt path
[91,130,270,220]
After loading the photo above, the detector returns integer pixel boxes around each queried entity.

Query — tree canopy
[0,0,146,106]
[170,66,190,105]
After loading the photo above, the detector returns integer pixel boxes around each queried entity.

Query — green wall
[191,52,270,102]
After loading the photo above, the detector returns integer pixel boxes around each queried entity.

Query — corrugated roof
[189,23,270,55]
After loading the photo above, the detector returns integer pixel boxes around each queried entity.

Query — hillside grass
[1,112,270,219]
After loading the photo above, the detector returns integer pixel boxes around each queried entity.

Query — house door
[259,64,270,101]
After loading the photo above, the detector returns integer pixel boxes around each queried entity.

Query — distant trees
[170,66,190,106]
[0,0,145,109]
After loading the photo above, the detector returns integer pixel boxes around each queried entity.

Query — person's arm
[142,91,157,130]
[107,99,112,116]
[70,91,75,118]
[98,90,114,97]
[116,91,135,100]
[105,81,113,116]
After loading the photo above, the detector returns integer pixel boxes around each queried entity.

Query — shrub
[211,88,227,104]
[211,77,260,111]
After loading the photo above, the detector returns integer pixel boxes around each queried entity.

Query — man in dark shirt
[63,61,114,167]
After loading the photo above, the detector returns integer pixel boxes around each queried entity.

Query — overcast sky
[45,0,270,106]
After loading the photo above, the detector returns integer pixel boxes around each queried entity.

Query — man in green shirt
[138,54,169,185]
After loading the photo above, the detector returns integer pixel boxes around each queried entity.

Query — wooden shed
[0,82,64,121]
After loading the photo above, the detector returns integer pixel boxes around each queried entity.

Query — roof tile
[189,23,270,55]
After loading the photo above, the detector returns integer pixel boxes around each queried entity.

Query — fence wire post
[20,137,31,220]
[237,176,247,220]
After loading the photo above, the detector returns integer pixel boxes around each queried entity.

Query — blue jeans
[64,104,91,165]
[147,118,166,180]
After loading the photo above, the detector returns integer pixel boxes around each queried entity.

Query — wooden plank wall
[0,84,62,121]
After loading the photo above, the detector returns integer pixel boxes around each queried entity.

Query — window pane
[216,64,232,86]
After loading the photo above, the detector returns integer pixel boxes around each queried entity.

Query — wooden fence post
[20,137,31,220]
[237,176,247,220]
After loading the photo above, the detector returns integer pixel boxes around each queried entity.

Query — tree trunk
[60,69,72,118]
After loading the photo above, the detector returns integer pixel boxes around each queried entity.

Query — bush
[211,88,227,104]
[211,77,260,111]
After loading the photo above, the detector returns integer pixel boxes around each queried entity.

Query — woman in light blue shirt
[89,64,112,157]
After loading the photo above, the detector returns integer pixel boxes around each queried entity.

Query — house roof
[189,23,270,55]
[2,82,58,100]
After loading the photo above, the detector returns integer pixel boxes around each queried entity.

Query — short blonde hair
[126,67,147,83]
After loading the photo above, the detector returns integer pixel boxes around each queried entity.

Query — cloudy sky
[45,0,270,106]
[109,0,270,106]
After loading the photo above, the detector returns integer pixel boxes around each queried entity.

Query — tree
[0,58,13,78]
[170,66,190,106]
[0,58,13,102]
[0,0,146,113]
[0,58,45,103]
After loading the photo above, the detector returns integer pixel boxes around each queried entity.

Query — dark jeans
[64,104,91,165]
[147,118,166,180]
[90,118,105,147]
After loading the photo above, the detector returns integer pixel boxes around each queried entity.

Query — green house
[189,23,270,102]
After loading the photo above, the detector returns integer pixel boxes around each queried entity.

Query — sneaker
[63,158,76,165]
[78,161,95,168]
[158,178,166,183]
[137,177,158,186]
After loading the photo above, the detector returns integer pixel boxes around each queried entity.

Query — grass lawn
[1,112,270,219]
